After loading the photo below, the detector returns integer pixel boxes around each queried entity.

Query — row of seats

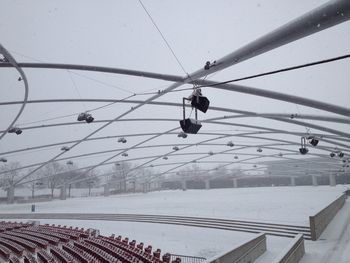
[74,240,120,263]
[43,224,89,238]
[0,221,170,263]
[0,243,11,260]
[86,238,138,262]
[26,226,70,242]
[37,250,55,263]
[14,228,60,245]
[0,236,25,256]
[39,225,85,240]
[50,246,75,263]
[0,221,32,229]
[24,253,38,263]
[100,235,162,263]
[5,231,49,249]
[62,243,98,263]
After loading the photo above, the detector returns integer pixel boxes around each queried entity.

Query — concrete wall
[205,233,266,263]
[273,234,305,263]
[309,194,347,240]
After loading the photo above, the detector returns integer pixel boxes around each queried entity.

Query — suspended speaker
[191,96,210,113]
[179,118,202,134]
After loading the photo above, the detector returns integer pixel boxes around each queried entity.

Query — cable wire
[18,94,136,126]
[137,0,190,78]
[196,53,350,88]
[135,53,350,95]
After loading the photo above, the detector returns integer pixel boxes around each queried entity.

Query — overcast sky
[0,0,349,182]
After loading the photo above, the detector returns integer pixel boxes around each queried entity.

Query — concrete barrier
[309,193,347,240]
[273,234,305,263]
[205,233,266,263]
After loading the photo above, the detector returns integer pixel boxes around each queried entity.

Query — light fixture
[204,60,216,70]
[66,160,73,165]
[77,112,94,123]
[179,89,210,134]
[162,156,168,160]
[257,148,263,153]
[179,119,202,134]
[190,90,210,113]
[208,151,214,156]
[0,157,7,163]
[122,153,128,157]
[118,137,127,143]
[8,127,22,135]
[226,141,234,147]
[172,146,179,151]
[61,146,70,151]
[177,132,188,138]
[307,136,319,146]
[299,137,309,155]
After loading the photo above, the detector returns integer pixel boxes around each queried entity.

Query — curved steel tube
[12,0,350,185]
[0,44,29,141]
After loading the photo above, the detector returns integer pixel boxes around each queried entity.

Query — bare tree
[38,162,66,198]
[112,162,133,192]
[178,164,205,180]
[0,161,21,189]
[25,168,44,199]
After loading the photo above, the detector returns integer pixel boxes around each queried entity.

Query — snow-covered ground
[0,185,349,261]
[0,187,104,198]
[1,185,347,225]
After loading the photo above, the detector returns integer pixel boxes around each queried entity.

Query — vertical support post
[233,178,238,188]
[182,180,187,191]
[32,183,35,199]
[7,186,15,204]
[104,184,110,197]
[290,177,296,186]
[312,175,318,186]
[60,185,67,200]
[329,174,336,186]
[205,179,210,190]
[68,184,72,198]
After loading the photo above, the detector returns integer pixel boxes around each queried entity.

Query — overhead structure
[0,0,349,190]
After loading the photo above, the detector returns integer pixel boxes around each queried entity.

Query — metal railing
[169,254,206,263]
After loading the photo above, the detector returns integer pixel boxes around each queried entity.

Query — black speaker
[191,96,210,113]
[299,147,309,155]
[308,137,319,146]
[179,118,202,134]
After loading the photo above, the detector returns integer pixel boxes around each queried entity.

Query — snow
[0,185,349,261]
[1,185,347,225]
[301,199,350,263]
[31,219,257,258]
[0,187,104,198]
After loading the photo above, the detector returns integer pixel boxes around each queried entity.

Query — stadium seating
[0,221,166,263]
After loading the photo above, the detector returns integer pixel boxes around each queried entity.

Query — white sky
[0,0,349,184]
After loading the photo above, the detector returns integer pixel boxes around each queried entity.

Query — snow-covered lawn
[1,185,349,261]
[1,185,347,225]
